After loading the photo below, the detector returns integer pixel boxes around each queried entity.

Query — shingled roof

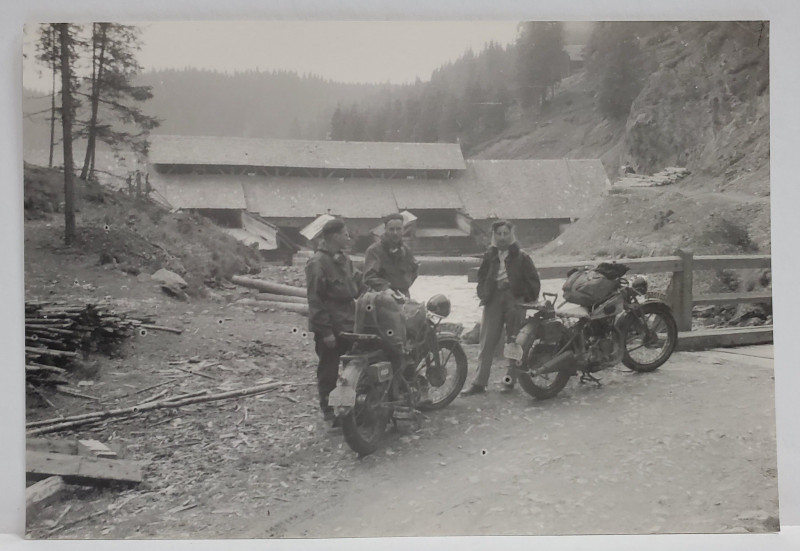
[242,178,399,218]
[148,135,466,171]
[148,153,608,222]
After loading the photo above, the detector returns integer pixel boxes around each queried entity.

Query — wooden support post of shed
[670,249,694,332]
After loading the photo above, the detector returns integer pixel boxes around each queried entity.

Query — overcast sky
[23,21,523,91]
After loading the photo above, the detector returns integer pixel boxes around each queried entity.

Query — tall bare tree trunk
[58,23,76,245]
[48,26,56,168]
[80,23,107,181]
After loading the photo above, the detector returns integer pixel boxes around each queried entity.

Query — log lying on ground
[256,292,308,304]
[27,381,289,436]
[235,298,309,315]
[231,275,306,298]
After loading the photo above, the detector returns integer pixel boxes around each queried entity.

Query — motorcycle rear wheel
[416,339,468,411]
[621,302,678,372]
[517,342,572,400]
[341,369,389,457]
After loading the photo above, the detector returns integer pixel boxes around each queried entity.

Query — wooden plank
[26,451,143,487]
[26,476,65,513]
[467,256,685,282]
[693,291,773,306]
[537,257,684,279]
[78,439,118,459]
[676,326,773,351]
[693,255,771,271]
[26,437,79,456]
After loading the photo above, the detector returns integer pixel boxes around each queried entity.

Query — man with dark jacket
[462,220,541,395]
[363,213,419,298]
[305,218,360,423]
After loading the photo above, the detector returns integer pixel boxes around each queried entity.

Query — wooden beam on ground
[256,292,307,304]
[237,298,308,315]
[26,476,65,514]
[26,437,79,455]
[78,439,118,459]
[26,451,143,487]
[139,323,183,335]
[676,326,773,351]
[692,291,773,306]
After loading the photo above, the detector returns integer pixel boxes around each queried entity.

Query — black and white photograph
[6,5,798,547]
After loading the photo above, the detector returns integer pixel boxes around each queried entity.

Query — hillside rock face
[626,22,769,195]
[474,22,770,258]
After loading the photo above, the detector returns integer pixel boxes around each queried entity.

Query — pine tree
[79,23,159,181]
[587,23,646,120]
[516,22,566,109]
[57,24,78,245]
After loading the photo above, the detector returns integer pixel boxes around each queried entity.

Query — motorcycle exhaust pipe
[531,350,576,376]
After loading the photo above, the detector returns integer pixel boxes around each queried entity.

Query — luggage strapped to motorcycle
[354,290,408,354]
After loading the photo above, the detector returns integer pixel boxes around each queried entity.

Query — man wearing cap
[363,213,419,298]
[462,219,541,396]
[305,218,360,424]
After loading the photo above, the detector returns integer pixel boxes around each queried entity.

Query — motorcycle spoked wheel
[621,302,678,372]
[414,339,468,412]
[517,341,572,400]
[340,369,390,457]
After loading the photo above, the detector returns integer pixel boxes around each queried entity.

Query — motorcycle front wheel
[341,369,389,457]
[415,339,468,411]
[621,302,678,372]
[517,341,572,400]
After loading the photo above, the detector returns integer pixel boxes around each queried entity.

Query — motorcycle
[327,294,468,456]
[504,265,678,400]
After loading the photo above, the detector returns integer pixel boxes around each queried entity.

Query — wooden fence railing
[455,249,771,333]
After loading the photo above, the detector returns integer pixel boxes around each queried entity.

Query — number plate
[504,342,524,361]
[327,386,356,407]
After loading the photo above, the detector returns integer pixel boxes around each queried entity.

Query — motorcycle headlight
[631,275,648,295]
[426,294,451,318]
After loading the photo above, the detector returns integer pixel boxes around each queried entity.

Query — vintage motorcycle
[327,293,468,456]
[504,264,678,400]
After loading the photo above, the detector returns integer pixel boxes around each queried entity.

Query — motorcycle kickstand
[579,372,602,387]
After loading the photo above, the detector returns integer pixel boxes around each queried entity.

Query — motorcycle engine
[585,320,624,370]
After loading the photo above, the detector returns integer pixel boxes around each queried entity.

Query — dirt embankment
[23,165,349,538]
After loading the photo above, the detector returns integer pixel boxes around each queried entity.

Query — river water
[409,276,566,329]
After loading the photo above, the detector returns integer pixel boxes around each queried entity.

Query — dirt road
[250,345,778,537]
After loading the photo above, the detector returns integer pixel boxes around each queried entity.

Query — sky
[23,21,523,91]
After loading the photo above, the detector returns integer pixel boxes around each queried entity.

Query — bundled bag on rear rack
[353,289,408,353]
[562,267,620,307]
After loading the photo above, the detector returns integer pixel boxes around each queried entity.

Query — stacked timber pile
[613,166,691,190]
[25,301,177,389]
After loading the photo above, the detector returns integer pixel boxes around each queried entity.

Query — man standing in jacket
[363,213,419,298]
[305,218,360,423]
[462,220,541,395]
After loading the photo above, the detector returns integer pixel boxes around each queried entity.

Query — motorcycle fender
[436,336,462,350]
[616,299,673,331]
[328,360,366,410]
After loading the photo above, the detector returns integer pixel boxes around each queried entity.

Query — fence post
[670,249,694,332]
